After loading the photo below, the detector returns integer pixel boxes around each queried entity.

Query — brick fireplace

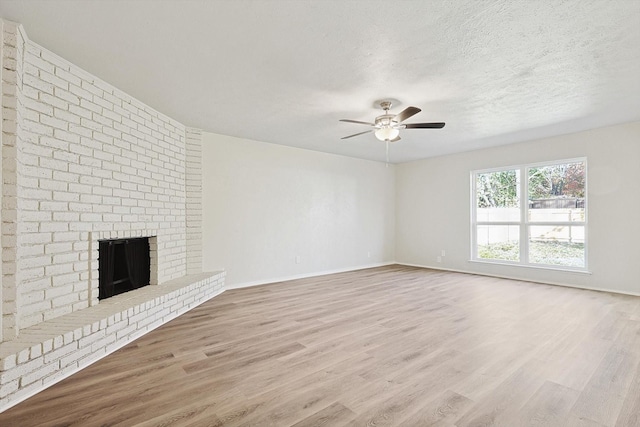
[0,20,225,410]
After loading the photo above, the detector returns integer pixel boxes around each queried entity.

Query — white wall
[396,121,640,295]
[202,133,396,287]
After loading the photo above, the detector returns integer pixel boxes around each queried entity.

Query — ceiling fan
[340,101,445,142]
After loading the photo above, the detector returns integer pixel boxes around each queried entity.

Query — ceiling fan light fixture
[375,126,400,141]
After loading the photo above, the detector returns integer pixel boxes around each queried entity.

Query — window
[471,159,587,270]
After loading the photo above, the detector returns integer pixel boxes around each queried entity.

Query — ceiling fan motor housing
[375,114,399,128]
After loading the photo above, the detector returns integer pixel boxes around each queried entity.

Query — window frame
[470,157,588,272]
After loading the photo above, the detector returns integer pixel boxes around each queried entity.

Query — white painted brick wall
[2,21,24,341]
[185,128,203,275]
[1,19,227,413]
[1,21,5,343]
[3,24,190,331]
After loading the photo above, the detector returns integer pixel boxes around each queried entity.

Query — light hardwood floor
[1,265,639,426]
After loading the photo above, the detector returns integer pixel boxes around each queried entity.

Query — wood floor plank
[341,380,437,427]
[614,357,640,426]
[290,402,356,426]
[570,344,640,426]
[124,402,222,427]
[0,265,638,426]
[397,389,474,426]
[564,414,609,427]
[219,368,369,426]
[516,380,581,426]
[454,358,549,426]
[543,335,613,392]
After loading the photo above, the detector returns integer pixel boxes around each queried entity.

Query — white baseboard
[397,262,640,297]
[226,262,396,290]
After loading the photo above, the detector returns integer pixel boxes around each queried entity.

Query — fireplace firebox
[98,237,151,300]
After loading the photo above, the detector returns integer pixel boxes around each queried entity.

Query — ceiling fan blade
[395,106,421,123]
[341,130,373,140]
[404,122,446,129]
[339,119,375,126]
[390,136,401,142]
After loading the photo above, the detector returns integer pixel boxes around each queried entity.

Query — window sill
[468,259,592,275]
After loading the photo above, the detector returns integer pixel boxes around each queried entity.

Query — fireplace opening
[99,237,151,300]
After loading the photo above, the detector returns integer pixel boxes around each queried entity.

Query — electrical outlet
[441,250,446,257]
[295,255,300,264]
[367,251,371,258]
[437,256,442,263]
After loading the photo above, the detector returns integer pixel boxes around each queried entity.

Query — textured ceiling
[1,0,639,163]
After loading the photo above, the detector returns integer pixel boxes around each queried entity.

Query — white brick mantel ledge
[0,271,226,412]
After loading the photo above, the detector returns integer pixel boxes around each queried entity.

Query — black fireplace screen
[99,237,150,300]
